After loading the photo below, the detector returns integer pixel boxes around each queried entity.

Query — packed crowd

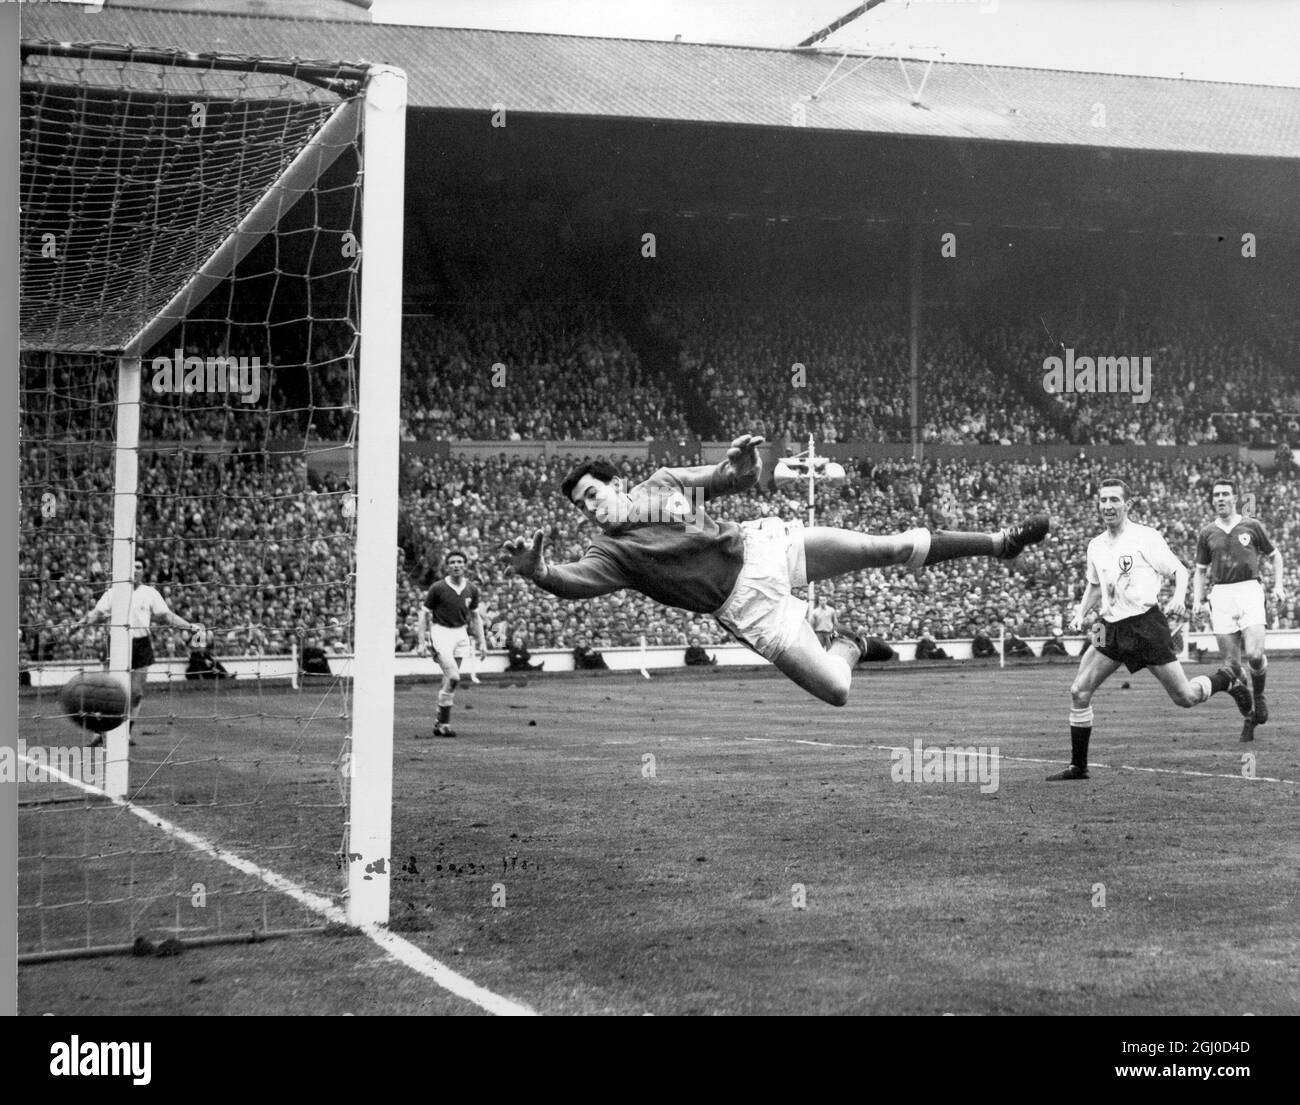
[979,315,1300,447]
[649,294,1052,446]
[25,299,1299,452]
[398,302,691,442]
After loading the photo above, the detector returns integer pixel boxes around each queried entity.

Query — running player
[501,434,1049,707]
[1193,479,1285,741]
[1047,478,1249,781]
[418,551,487,738]
[75,559,202,744]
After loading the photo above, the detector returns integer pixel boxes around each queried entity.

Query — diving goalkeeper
[501,434,1048,705]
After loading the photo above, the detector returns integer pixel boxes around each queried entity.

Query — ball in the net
[58,672,129,733]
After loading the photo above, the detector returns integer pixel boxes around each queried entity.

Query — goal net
[17,42,405,960]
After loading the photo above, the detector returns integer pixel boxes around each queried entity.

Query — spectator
[1041,626,1070,657]
[572,635,609,670]
[185,626,235,681]
[915,625,950,660]
[971,625,998,659]
[1003,624,1034,659]
[507,634,544,672]
[299,634,332,676]
[684,635,717,666]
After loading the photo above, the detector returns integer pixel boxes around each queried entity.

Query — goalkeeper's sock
[437,705,451,726]
[923,530,996,565]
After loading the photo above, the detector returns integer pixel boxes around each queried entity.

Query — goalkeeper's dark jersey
[538,467,749,614]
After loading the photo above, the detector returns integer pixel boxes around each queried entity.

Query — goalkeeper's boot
[998,513,1050,559]
[1046,764,1089,781]
[432,723,456,739]
[1240,717,1256,742]
[1253,692,1269,726]
[1224,677,1254,719]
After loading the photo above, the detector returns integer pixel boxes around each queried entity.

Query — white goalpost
[347,65,405,928]
[18,42,405,955]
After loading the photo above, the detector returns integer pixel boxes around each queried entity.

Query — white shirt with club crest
[1086,521,1184,623]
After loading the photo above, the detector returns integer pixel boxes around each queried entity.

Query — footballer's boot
[1046,764,1089,781]
[1253,693,1269,726]
[1240,717,1256,742]
[1224,677,1254,719]
[432,723,457,739]
[999,513,1050,559]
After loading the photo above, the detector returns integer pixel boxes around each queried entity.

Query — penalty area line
[18,752,536,1016]
[740,737,1296,785]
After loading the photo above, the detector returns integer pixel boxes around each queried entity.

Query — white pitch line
[19,753,535,1017]
[741,736,1297,785]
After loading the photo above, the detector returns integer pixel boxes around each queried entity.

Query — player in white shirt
[1047,479,1248,781]
[75,559,202,742]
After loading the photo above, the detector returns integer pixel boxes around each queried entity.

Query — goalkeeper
[502,434,1048,706]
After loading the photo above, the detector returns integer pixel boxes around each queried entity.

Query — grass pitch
[19,659,1300,1015]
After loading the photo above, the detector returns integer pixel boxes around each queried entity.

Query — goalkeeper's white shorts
[1209,579,1267,635]
[713,517,809,662]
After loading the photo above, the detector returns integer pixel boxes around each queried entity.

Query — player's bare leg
[803,514,1049,582]
[460,647,483,684]
[1147,660,1233,708]
[1212,628,1257,737]
[1047,646,1122,780]
[1213,628,1248,691]
[1241,623,1269,726]
[432,651,460,738]
[769,620,858,707]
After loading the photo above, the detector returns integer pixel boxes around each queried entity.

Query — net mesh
[18,43,371,957]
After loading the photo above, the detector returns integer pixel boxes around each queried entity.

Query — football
[58,672,129,733]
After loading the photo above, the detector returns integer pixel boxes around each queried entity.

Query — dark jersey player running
[501,434,1049,706]
[1193,480,1285,741]
[418,551,487,738]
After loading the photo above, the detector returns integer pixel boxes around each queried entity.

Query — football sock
[437,705,450,725]
[1209,668,1234,694]
[1249,657,1266,697]
[924,530,997,564]
[827,636,862,668]
[1068,706,1093,769]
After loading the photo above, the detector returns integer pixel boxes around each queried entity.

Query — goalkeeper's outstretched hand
[724,433,765,480]
[501,529,548,582]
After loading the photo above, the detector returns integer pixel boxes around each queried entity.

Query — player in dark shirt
[501,434,1049,706]
[1192,480,1285,740]
[418,551,487,738]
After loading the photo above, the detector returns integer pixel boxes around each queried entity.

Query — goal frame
[20,44,406,929]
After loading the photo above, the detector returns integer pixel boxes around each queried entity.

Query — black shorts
[1096,607,1178,673]
[131,636,155,671]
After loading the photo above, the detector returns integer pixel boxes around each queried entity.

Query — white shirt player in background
[417,551,487,738]
[75,559,201,741]
[1192,479,1284,741]
[1047,478,1247,781]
